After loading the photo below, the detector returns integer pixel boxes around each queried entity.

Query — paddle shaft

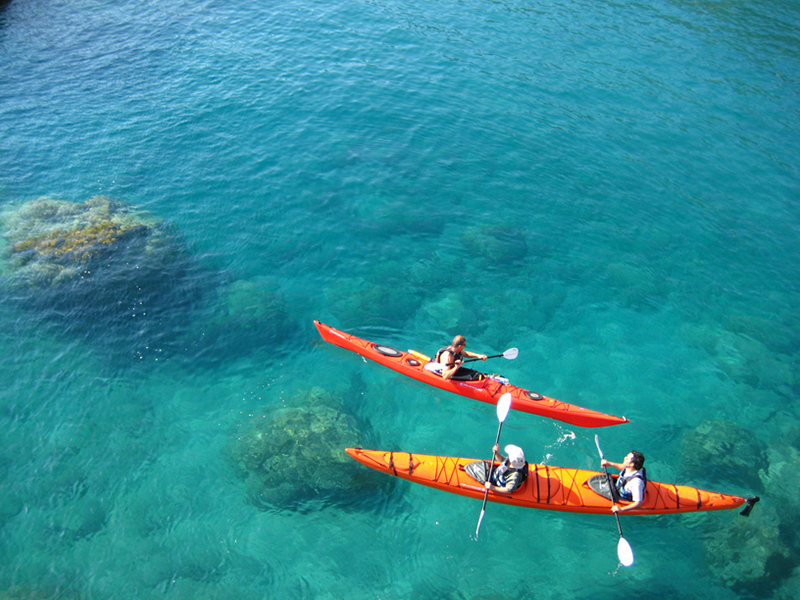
[601,462,626,539]
[475,393,512,539]
[595,434,634,567]
[475,421,505,537]
[463,354,501,363]
[463,348,516,363]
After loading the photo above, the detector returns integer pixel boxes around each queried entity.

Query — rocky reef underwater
[226,386,390,511]
[0,196,298,366]
[678,419,800,597]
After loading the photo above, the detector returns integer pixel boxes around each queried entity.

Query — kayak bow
[315,321,628,428]
[346,448,747,516]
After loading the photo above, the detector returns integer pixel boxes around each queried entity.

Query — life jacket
[491,460,529,491]
[616,468,646,500]
[434,346,462,367]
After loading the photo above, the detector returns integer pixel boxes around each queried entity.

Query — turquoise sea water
[1,0,799,598]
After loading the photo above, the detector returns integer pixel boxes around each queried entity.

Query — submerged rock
[680,419,767,493]
[227,387,383,509]
[761,444,800,541]
[725,314,800,356]
[775,567,800,600]
[460,224,528,266]
[0,196,207,358]
[494,285,566,335]
[703,505,794,595]
[419,292,467,332]
[679,323,796,392]
[601,261,669,310]
[325,275,419,328]
[47,495,107,542]
[3,196,161,285]
[193,278,298,360]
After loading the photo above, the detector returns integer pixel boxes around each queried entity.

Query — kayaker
[484,443,528,494]
[434,335,487,380]
[601,451,646,513]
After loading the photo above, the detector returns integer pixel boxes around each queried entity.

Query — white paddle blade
[503,348,519,360]
[475,509,486,538]
[496,393,512,422]
[594,434,605,460]
[617,537,634,567]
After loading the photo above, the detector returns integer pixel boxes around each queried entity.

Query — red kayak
[315,321,628,428]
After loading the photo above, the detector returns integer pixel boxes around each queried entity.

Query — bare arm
[612,499,643,513]
[485,481,515,494]
[601,459,624,471]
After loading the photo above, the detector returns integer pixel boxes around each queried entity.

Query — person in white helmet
[484,443,528,493]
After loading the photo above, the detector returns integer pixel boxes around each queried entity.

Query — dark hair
[629,451,645,470]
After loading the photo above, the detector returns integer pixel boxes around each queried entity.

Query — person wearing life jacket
[600,451,646,513]
[484,443,528,494]
[433,335,487,380]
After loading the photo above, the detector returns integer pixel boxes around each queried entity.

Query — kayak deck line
[315,320,629,428]
[346,448,748,516]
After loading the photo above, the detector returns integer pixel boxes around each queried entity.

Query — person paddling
[483,443,528,494]
[433,335,487,380]
[600,451,646,513]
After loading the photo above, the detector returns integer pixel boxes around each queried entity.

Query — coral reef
[600,261,669,310]
[679,323,796,392]
[761,443,800,549]
[194,278,297,359]
[227,387,383,509]
[775,567,800,600]
[0,196,207,357]
[680,419,767,493]
[405,255,462,293]
[47,495,107,543]
[2,196,161,285]
[703,505,794,596]
[725,314,800,356]
[325,275,420,328]
[494,285,566,335]
[460,224,528,266]
[358,192,447,239]
[418,292,468,332]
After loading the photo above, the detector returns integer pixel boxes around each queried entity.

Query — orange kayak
[315,320,628,428]
[346,448,748,515]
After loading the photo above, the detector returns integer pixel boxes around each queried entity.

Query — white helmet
[504,444,526,468]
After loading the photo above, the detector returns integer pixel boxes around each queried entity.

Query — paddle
[740,496,760,517]
[475,392,513,539]
[595,435,635,567]
[463,348,519,363]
